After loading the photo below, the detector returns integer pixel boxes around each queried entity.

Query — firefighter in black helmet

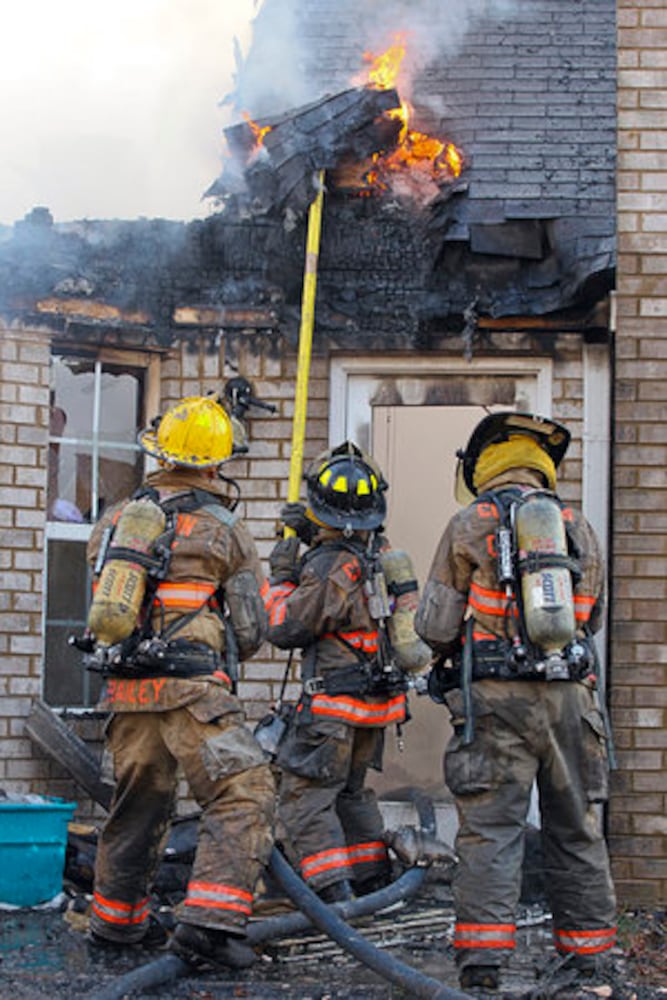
[415,411,617,992]
[264,442,411,902]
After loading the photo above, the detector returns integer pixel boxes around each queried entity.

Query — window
[44,347,159,707]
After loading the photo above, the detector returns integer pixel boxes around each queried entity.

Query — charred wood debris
[0,84,612,355]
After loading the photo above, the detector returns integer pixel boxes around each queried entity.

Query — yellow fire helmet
[138,395,234,468]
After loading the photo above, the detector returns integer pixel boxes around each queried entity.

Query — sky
[0,0,257,226]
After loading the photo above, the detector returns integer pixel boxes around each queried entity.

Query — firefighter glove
[280,502,315,545]
[269,536,301,585]
[427,659,460,704]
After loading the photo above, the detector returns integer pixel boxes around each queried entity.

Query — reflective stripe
[301,840,388,882]
[92,892,150,927]
[212,669,232,686]
[264,583,296,626]
[310,692,406,726]
[468,582,515,618]
[574,593,596,622]
[471,584,593,625]
[323,628,379,654]
[347,840,388,868]
[301,846,352,881]
[554,926,617,955]
[184,880,253,916]
[472,629,499,642]
[153,581,216,609]
[455,922,516,950]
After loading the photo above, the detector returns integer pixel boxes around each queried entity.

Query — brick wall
[159,334,329,734]
[613,0,667,906]
[0,323,51,793]
[0,324,328,815]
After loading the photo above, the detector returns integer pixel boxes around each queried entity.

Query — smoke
[231,0,521,119]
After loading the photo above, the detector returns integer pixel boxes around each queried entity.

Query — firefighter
[414,411,617,992]
[264,442,410,902]
[85,395,275,970]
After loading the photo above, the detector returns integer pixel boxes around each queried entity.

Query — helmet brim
[308,498,387,531]
[138,428,231,468]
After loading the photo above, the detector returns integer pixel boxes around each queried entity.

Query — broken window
[44,348,158,708]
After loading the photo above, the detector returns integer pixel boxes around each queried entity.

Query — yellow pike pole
[284,169,326,538]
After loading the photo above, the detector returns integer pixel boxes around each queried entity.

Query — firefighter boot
[317,879,355,904]
[459,965,501,990]
[170,922,257,970]
[353,866,393,897]
[89,912,168,949]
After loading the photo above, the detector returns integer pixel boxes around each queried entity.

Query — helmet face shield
[139,396,234,468]
[305,441,388,531]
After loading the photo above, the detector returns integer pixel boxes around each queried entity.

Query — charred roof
[0,0,615,349]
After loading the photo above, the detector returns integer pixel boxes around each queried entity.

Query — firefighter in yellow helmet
[84,395,275,970]
[263,442,426,903]
[414,412,617,991]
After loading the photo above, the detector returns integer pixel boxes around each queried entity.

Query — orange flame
[242,112,271,152]
[364,33,407,90]
[357,36,464,194]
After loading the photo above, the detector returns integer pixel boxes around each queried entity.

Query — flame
[363,33,407,90]
[356,36,464,195]
[242,112,271,153]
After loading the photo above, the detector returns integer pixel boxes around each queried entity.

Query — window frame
[44,345,161,710]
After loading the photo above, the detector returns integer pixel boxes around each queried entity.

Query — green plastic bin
[0,796,76,906]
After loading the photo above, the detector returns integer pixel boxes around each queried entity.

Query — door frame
[330,353,553,444]
[329,350,611,676]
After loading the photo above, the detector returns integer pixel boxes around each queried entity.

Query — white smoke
[231,0,522,119]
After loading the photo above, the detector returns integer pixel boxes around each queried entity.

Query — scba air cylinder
[379,548,431,673]
[87,498,166,647]
[514,493,576,655]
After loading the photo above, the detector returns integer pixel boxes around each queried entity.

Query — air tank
[379,548,431,673]
[87,498,166,646]
[514,493,576,655]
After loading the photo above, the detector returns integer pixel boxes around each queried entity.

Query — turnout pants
[443,678,616,971]
[276,718,391,892]
[91,707,275,942]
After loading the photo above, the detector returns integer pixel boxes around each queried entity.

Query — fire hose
[82,861,433,1000]
[267,845,470,1000]
[82,792,471,1000]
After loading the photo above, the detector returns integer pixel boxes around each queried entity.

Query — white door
[371,405,482,797]
[329,358,551,799]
